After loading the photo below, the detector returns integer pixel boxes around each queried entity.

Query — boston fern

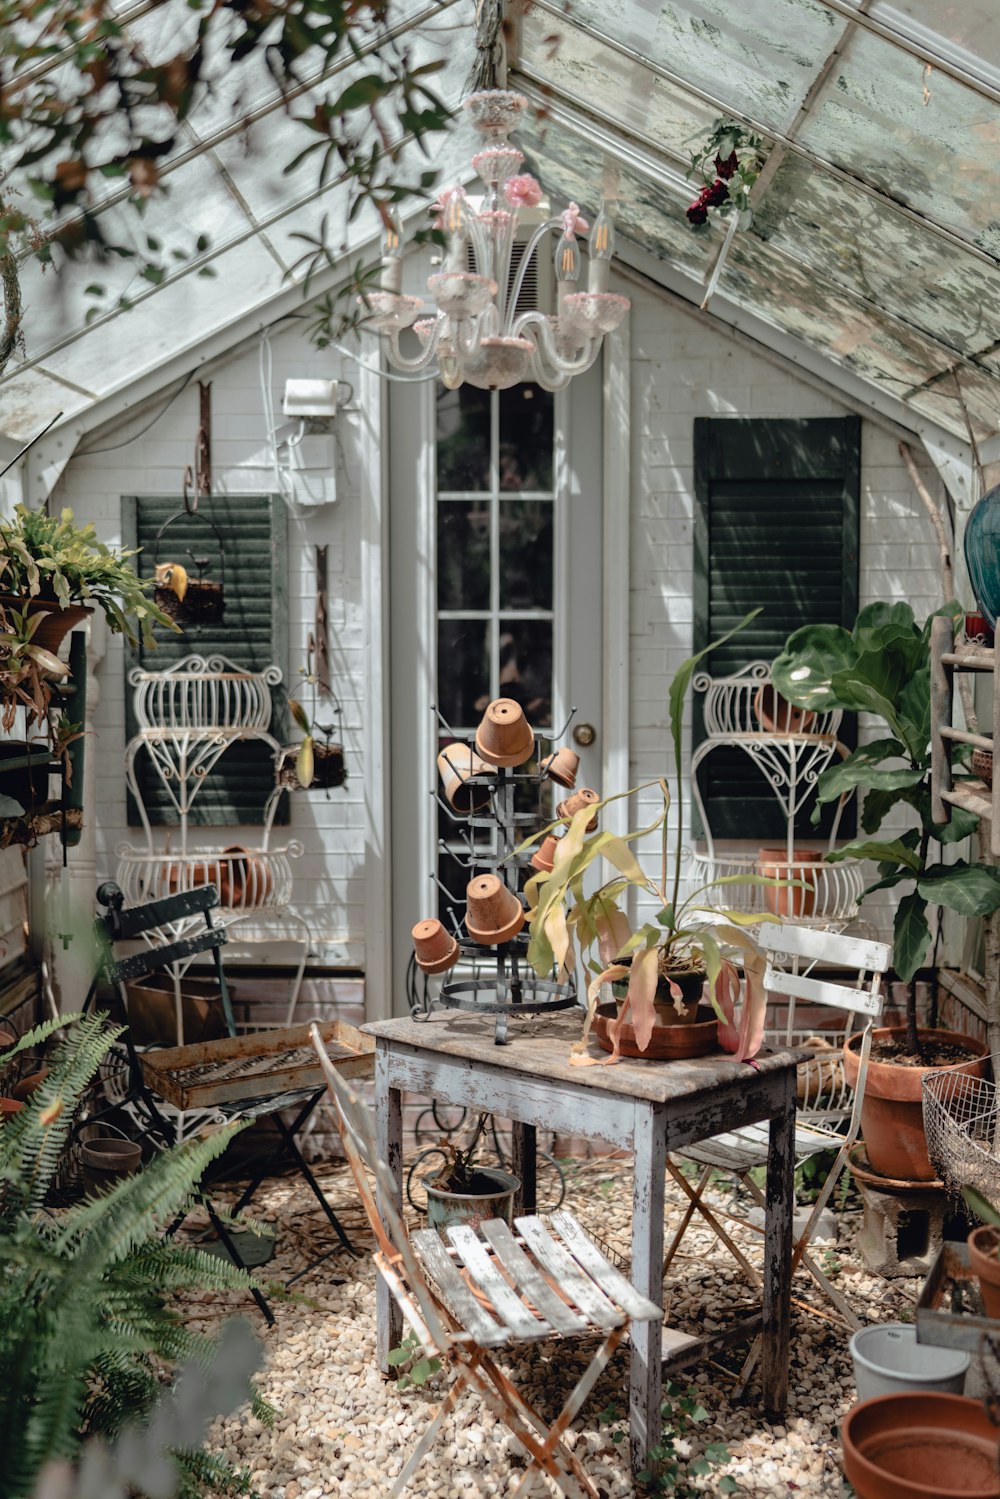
[0,1013,272,1499]
[772,602,1000,1051]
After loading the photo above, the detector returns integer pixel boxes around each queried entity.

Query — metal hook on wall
[182,381,212,512]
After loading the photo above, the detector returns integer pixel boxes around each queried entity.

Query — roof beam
[813,0,1000,109]
[523,0,1000,276]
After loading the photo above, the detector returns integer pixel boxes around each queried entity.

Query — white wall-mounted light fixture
[282,378,339,419]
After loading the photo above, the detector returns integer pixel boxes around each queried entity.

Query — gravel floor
[181,1150,922,1497]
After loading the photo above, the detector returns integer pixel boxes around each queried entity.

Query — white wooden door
[387,353,622,1013]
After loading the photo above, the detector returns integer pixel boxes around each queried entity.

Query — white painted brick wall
[56,283,950,981]
[52,322,368,968]
[625,289,947,953]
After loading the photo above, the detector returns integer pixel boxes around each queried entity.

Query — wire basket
[923,1066,1000,1202]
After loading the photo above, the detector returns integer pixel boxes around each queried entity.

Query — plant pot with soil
[841,1391,1000,1499]
[843,1026,990,1182]
[967,1225,1000,1320]
[418,1116,520,1234]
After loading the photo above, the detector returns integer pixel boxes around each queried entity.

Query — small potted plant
[963,1186,1000,1320]
[0,503,175,734]
[522,615,783,1065]
[277,658,346,791]
[418,1114,519,1233]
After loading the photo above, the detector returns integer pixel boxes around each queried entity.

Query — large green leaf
[861,786,914,834]
[771,624,856,711]
[933,804,982,845]
[893,890,931,983]
[897,667,931,762]
[852,601,918,647]
[917,862,1000,916]
[815,740,922,804]
[825,838,920,871]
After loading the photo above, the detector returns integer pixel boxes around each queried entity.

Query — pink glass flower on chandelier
[561,201,589,238]
[504,173,542,208]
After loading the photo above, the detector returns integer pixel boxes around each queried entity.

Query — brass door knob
[573,723,597,747]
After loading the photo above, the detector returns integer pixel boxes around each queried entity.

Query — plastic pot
[424,1166,519,1234]
[849,1323,969,1401]
[841,1391,1000,1498]
[844,1027,990,1182]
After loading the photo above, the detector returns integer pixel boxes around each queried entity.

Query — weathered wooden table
[364,1009,805,1474]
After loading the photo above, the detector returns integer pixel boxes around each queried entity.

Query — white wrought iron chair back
[759,923,889,1130]
[130,653,282,737]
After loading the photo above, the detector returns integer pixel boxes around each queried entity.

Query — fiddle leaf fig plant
[520,611,787,1064]
[772,601,1000,1054]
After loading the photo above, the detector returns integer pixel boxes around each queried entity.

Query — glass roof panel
[753,154,1000,359]
[878,1,1000,74]
[718,231,999,439]
[797,24,1000,255]
[518,114,715,277]
[0,366,92,442]
[560,0,842,131]
[517,3,716,161]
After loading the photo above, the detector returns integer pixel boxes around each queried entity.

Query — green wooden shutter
[693,416,860,841]
[122,494,289,827]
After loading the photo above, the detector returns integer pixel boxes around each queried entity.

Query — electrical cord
[76,370,194,455]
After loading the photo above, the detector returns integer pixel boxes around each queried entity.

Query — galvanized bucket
[424,1166,519,1235]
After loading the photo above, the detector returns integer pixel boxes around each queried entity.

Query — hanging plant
[685,118,766,231]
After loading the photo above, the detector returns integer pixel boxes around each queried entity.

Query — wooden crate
[139,1018,373,1110]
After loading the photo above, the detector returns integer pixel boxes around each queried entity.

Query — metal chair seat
[679,1117,845,1175]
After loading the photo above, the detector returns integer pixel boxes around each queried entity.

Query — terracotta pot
[10,1066,48,1100]
[465,874,525,946]
[412,918,460,976]
[223,846,273,908]
[436,745,493,813]
[557,787,600,832]
[529,833,560,874]
[756,848,821,919]
[474,698,535,768]
[0,596,93,656]
[968,1226,1000,1320]
[753,683,817,735]
[844,1027,990,1182]
[540,747,579,790]
[593,1001,718,1060]
[167,860,231,906]
[841,1391,1000,1499]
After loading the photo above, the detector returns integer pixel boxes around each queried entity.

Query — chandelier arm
[512,310,599,376]
[505,217,562,333]
[384,323,443,374]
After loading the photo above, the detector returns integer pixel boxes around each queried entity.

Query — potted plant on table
[772,601,993,1181]
[521,615,782,1065]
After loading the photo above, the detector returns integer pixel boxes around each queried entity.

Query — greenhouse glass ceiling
[2,0,1000,448]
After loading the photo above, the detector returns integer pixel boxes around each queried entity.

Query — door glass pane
[437,619,489,730]
[499,499,553,610]
[437,385,490,491]
[498,384,553,491]
[438,499,491,610]
[499,618,552,728]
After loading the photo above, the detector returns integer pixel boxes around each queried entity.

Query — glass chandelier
[362,89,630,392]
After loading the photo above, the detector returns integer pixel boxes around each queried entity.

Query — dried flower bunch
[685,118,766,230]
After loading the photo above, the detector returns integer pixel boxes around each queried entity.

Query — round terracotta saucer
[592,1001,718,1060]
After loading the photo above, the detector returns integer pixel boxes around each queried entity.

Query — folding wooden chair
[85,880,366,1320]
[310,1023,662,1499]
[663,924,889,1338]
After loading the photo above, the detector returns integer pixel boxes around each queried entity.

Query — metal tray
[916,1240,1000,1352]
[138,1018,373,1110]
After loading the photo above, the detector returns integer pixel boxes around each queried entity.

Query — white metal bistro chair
[663,924,889,1336]
[309,1024,662,1499]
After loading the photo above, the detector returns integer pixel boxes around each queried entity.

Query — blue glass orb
[964,482,1000,630]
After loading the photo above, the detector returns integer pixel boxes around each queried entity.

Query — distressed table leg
[762,1074,795,1418]
[630,1101,666,1477]
[375,1042,403,1374]
[511,1121,536,1215]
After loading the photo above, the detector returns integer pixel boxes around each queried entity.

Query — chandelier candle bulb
[588,204,614,294]
[381,211,403,294]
